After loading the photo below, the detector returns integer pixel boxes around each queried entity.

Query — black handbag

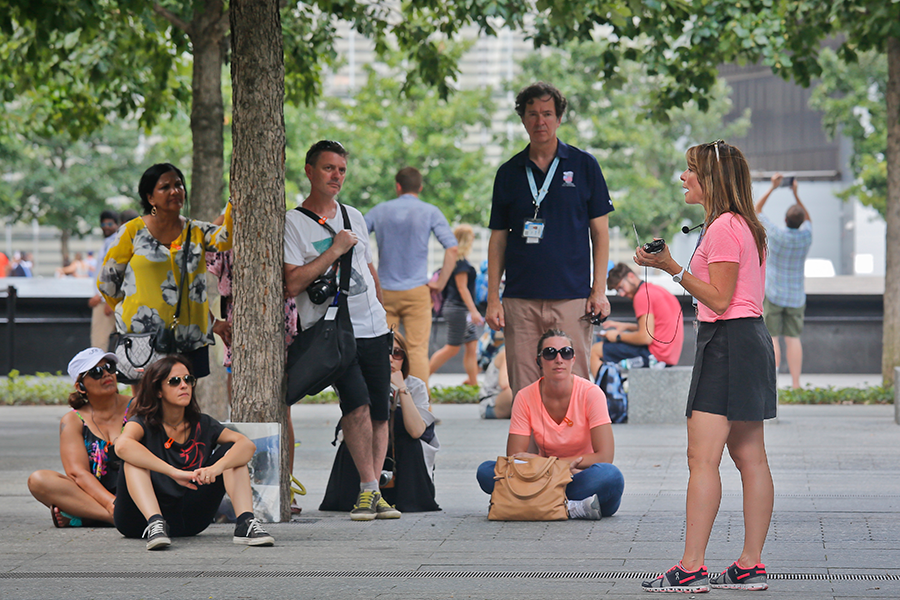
[284,204,357,404]
[111,221,192,381]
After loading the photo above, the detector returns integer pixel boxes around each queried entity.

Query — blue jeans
[476,460,624,517]
[601,341,651,365]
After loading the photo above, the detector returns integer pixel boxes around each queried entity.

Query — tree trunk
[187,0,230,419]
[229,0,288,521]
[882,36,900,385]
[60,228,70,268]
[188,0,227,221]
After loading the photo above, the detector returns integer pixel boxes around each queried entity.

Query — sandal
[51,505,82,528]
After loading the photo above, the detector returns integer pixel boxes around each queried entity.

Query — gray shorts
[442,302,479,346]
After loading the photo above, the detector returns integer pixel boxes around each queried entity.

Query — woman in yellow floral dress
[98,163,232,381]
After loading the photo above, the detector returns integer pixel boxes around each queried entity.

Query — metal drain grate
[1,570,898,581]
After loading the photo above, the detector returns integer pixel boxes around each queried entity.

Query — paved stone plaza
[1,385,899,599]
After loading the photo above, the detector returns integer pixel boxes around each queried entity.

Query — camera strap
[294,203,354,295]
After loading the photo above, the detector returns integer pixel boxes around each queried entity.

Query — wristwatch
[673,266,687,283]
[615,333,622,343]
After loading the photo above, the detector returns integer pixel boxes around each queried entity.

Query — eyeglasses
[709,139,724,162]
[101,220,118,227]
[166,375,197,387]
[83,362,117,380]
[539,346,575,361]
[390,347,406,361]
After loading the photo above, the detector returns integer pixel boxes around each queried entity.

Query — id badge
[523,219,544,244]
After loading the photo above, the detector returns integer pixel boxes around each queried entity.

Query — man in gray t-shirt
[365,167,458,386]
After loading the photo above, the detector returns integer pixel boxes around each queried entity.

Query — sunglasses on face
[166,375,197,388]
[83,362,117,380]
[390,347,406,361]
[540,346,575,361]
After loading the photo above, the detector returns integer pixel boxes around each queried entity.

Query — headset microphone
[682,223,704,234]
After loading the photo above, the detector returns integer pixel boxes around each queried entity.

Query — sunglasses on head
[83,362,117,380]
[708,139,725,162]
[166,375,197,387]
[311,140,345,153]
[390,347,406,360]
[539,346,575,361]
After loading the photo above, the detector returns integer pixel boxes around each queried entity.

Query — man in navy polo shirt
[486,82,614,400]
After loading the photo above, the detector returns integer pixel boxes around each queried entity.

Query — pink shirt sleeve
[583,378,612,428]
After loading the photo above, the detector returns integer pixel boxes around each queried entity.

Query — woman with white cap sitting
[27,347,131,527]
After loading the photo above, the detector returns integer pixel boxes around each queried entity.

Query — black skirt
[686,317,777,421]
[320,424,440,513]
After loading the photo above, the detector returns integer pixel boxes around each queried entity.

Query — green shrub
[2,371,74,405]
[296,385,481,405]
[296,389,340,404]
[778,385,894,405]
[431,384,480,404]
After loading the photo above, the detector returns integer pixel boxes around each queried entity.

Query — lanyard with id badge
[523,156,560,244]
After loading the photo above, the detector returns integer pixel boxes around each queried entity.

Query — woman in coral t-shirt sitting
[475,329,624,519]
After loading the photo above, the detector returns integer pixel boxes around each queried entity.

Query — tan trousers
[383,285,433,386]
[503,297,592,400]
[91,302,117,350]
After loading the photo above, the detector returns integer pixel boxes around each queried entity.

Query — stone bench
[626,366,693,424]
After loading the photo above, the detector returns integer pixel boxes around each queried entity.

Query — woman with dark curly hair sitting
[28,348,131,528]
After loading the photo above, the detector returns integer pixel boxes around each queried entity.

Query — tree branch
[153,3,192,35]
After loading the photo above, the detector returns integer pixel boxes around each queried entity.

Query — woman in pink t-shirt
[636,141,776,592]
[476,329,624,519]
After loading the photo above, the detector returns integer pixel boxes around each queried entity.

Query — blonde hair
[454,224,474,259]
[686,141,767,263]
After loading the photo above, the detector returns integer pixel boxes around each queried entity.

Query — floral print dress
[97,204,232,353]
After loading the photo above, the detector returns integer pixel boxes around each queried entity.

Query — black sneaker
[350,490,380,521]
[710,561,768,591]
[375,495,401,519]
[142,518,171,551]
[642,563,709,593]
[233,517,275,546]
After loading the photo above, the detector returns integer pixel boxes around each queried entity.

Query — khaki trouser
[383,285,433,386]
[503,297,592,400]
[91,302,117,350]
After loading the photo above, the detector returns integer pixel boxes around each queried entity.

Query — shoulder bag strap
[295,206,338,236]
[172,220,192,325]
[337,203,353,293]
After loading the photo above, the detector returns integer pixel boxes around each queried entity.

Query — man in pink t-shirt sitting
[590,263,684,378]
